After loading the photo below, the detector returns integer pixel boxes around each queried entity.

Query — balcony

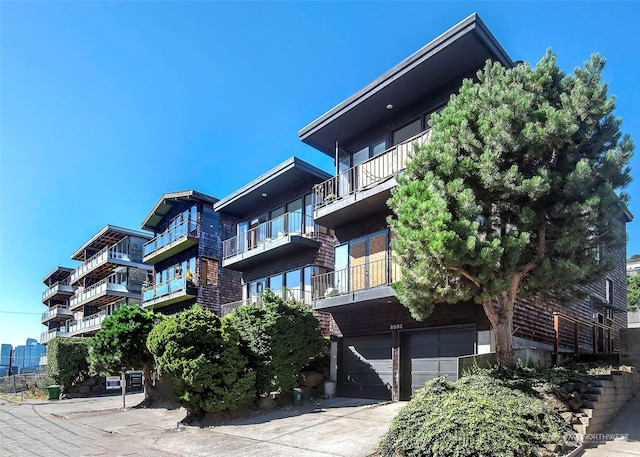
[220,289,313,317]
[39,354,47,366]
[40,328,69,344]
[69,274,140,310]
[222,213,320,270]
[42,279,76,303]
[313,130,432,228]
[41,305,73,324]
[312,255,401,311]
[70,244,149,285]
[67,311,108,337]
[142,275,197,310]
[143,219,200,265]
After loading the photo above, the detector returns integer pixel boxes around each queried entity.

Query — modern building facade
[298,13,631,400]
[140,190,242,315]
[216,157,335,330]
[40,225,152,345]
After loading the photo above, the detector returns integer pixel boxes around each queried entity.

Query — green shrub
[224,289,325,396]
[46,337,90,392]
[379,373,572,457]
[146,304,255,418]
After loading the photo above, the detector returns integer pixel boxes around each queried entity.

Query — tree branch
[447,266,481,288]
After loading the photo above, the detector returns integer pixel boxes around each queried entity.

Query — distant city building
[0,344,11,375]
[0,339,46,374]
[628,257,640,277]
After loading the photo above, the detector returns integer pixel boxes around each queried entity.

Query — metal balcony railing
[69,244,135,284]
[314,129,432,210]
[143,219,200,258]
[67,311,108,335]
[40,328,69,344]
[223,213,317,260]
[220,289,313,316]
[69,273,130,310]
[312,255,401,300]
[142,275,193,303]
[41,305,73,322]
[42,278,75,302]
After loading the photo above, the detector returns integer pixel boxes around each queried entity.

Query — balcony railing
[223,212,317,260]
[68,311,108,336]
[220,288,313,317]
[142,275,193,303]
[312,255,401,300]
[41,305,73,322]
[69,274,129,310]
[143,219,200,258]
[314,129,432,210]
[40,328,69,344]
[42,278,75,302]
[69,244,135,284]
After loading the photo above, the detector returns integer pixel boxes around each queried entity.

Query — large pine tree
[389,50,633,367]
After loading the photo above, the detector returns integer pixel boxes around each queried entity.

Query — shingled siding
[329,300,490,339]
[513,219,628,353]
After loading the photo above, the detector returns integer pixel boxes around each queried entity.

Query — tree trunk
[142,366,155,406]
[482,294,516,368]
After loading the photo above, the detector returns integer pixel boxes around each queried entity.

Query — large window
[392,119,421,145]
[237,193,315,242]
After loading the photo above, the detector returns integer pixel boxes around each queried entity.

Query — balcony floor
[313,285,397,311]
[142,288,197,310]
[314,178,396,229]
[143,236,198,265]
[223,235,319,270]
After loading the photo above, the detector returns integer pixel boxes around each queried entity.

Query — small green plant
[379,373,573,457]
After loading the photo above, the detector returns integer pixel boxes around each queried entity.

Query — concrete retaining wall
[573,367,640,435]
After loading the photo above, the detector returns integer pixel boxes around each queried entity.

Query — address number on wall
[389,323,403,330]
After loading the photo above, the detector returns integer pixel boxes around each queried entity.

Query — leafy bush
[379,373,572,457]
[146,304,255,418]
[224,289,325,396]
[46,337,90,392]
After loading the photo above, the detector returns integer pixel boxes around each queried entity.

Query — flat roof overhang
[42,266,74,284]
[141,190,219,232]
[70,225,152,261]
[214,157,331,217]
[298,13,513,156]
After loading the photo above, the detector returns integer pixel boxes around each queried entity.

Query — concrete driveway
[28,394,405,456]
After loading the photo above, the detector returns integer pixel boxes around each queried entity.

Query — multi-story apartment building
[140,190,242,315]
[298,13,631,400]
[41,266,75,344]
[215,157,335,325]
[40,225,152,345]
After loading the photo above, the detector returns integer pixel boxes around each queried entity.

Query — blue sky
[1,1,639,346]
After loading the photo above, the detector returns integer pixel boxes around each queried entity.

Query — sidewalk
[576,391,640,456]
[29,393,405,456]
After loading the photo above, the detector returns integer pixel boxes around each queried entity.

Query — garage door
[339,334,392,400]
[400,327,475,400]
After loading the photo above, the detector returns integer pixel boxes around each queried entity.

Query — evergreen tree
[88,304,160,404]
[389,50,633,367]
[146,305,255,419]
